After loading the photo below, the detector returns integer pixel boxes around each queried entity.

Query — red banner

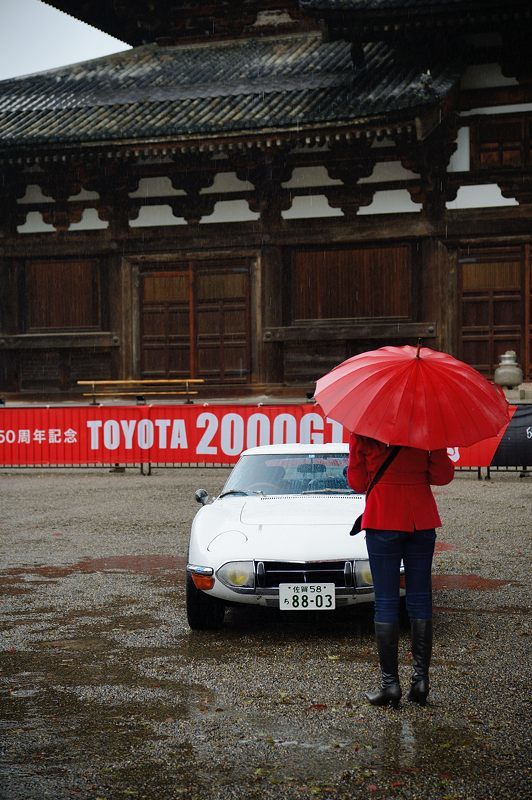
[0,404,517,467]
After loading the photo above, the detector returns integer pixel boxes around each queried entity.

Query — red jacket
[347,434,454,532]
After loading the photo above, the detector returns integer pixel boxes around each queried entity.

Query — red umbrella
[314,344,511,450]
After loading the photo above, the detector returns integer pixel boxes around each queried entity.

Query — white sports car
[186,443,390,630]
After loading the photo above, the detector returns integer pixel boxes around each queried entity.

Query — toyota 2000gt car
[186,443,390,630]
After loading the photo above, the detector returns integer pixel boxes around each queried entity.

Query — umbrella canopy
[314,344,511,450]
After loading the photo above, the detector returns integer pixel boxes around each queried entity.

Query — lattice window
[471,117,530,170]
[26,259,102,331]
[459,249,524,376]
[291,245,412,322]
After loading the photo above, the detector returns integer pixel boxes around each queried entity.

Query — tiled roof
[0,33,460,151]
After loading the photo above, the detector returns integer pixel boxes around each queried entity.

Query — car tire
[186,572,225,630]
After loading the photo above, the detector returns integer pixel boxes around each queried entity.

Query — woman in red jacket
[347,433,454,707]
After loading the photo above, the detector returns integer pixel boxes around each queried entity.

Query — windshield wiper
[301,488,353,494]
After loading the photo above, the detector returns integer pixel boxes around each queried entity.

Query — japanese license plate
[279,583,335,611]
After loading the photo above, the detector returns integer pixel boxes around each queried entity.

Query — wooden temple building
[0,0,531,398]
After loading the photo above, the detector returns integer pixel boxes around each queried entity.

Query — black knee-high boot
[408,618,432,705]
[365,621,402,708]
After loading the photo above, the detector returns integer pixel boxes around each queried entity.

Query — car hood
[239,495,360,525]
[194,495,368,562]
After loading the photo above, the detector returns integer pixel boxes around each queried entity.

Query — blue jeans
[365,529,436,624]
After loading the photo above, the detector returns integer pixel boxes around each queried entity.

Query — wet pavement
[0,468,530,800]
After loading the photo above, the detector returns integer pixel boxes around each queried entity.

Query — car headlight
[217,561,255,590]
[355,559,373,588]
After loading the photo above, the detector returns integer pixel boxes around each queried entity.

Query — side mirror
[195,488,209,506]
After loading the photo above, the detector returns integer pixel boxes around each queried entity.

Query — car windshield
[220,453,354,496]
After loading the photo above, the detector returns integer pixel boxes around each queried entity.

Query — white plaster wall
[200,200,260,223]
[129,176,185,198]
[359,161,419,183]
[446,184,518,209]
[18,185,100,203]
[357,190,422,215]
[17,211,55,233]
[201,172,254,193]
[129,205,186,227]
[282,195,343,219]
[460,103,532,117]
[68,187,100,201]
[461,63,519,90]
[17,184,54,204]
[282,166,342,188]
[68,209,108,231]
[447,127,471,173]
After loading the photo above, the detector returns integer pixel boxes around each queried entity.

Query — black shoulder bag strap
[349,445,401,536]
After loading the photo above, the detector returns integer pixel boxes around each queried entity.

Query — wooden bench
[77,378,205,404]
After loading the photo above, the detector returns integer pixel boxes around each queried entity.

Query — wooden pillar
[0,259,21,390]
[258,246,284,385]
[420,239,458,356]
[120,257,137,379]
[104,251,122,379]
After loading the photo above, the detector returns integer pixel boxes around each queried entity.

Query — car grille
[255,560,353,589]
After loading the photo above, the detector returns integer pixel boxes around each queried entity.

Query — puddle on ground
[33,612,164,654]
[184,706,483,789]
[0,673,216,799]
[0,604,506,798]
[38,636,121,653]
[0,554,185,582]
[2,646,216,719]
[74,554,185,574]
[3,662,483,794]
[432,574,514,590]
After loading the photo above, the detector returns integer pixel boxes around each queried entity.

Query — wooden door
[140,270,190,378]
[195,265,250,383]
[459,248,526,377]
[140,261,251,383]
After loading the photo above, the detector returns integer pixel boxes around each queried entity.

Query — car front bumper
[187,558,405,607]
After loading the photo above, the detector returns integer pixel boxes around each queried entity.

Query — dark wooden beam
[263,321,437,342]
[459,85,532,111]
[0,333,120,350]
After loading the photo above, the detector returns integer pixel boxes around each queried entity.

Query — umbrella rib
[431,367,509,436]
